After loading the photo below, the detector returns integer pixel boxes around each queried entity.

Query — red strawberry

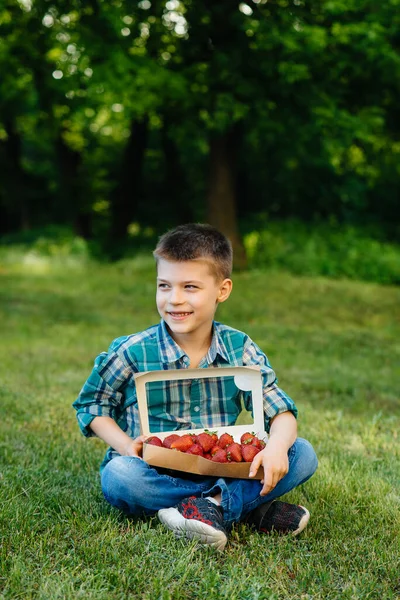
[226,442,243,462]
[208,430,218,444]
[185,443,204,457]
[146,436,163,447]
[241,432,256,445]
[241,444,261,462]
[211,448,228,463]
[210,445,221,456]
[203,453,212,461]
[196,431,218,453]
[218,433,234,449]
[170,434,194,452]
[163,434,180,449]
[252,436,266,450]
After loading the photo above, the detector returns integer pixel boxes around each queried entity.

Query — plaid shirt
[73,320,297,470]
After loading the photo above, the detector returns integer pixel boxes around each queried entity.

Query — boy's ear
[217,278,233,303]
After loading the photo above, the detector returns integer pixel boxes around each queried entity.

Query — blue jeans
[101,437,318,528]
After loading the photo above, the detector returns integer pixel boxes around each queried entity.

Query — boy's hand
[248,438,289,496]
[123,435,147,458]
[90,416,149,459]
[248,411,297,496]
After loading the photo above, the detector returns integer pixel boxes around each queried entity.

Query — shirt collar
[157,320,231,366]
[206,321,231,364]
[157,320,186,365]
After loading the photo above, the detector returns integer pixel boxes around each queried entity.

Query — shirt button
[193,406,200,412]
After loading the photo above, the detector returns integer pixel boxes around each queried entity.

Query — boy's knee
[101,456,129,506]
[101,456,145,514]
[293,437,318,480]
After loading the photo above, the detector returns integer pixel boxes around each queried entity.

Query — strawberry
[170,434,194,452]
[196,431,218,453]
[241,444,261,462]
[146,436,163,447]
[252,436,266,450]
[208,430,218,444]
[211,448,228,463]
[210,445,221,456]
[218,433,234,449]
[163,434,180,449]
[226,442,243,462]
[185,443,204,457]
[240,431,256,445]
[203,453,212,461]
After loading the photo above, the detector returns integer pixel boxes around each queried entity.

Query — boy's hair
[153,223,233,280]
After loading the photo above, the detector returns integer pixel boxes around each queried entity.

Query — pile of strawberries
[145,430,266,463]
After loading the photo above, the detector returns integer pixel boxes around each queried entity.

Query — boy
[73,223,317,551]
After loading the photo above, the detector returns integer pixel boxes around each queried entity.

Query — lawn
[0,255,399,600]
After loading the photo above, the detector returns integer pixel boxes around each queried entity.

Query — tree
[1,0,399,248]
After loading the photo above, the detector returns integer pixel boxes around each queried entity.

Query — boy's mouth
[167,311,193,319]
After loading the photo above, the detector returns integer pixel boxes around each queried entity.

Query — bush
[0,225,90,268]
[243,220,400,285]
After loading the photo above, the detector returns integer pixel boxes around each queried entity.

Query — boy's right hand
[90,417,148,459]
[123,435,147,458]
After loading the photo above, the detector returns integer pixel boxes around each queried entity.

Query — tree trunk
[3,119,31,231]
[207,129,247,270]
[56,133,92,237]
[161,117,193,224]
[109,117,148,253]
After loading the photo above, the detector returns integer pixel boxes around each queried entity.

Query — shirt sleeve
[72,348,135,437]
[242,336,298,433]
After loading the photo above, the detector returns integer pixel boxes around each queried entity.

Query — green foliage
[1,0,400,246]
[244,220,400,285]
[0,224,87,253]
[0,225,90,270]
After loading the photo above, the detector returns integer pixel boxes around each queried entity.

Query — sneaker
[158,496,228,551]
[244,500,310,536]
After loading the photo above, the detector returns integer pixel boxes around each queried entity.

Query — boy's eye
[158,283,169,289]
[185,285,198,289]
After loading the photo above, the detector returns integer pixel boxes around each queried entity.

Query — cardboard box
[134,366,267,480]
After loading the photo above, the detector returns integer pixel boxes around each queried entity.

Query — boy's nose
[169,287,184,304]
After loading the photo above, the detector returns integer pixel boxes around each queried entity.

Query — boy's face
[156,258,232,343]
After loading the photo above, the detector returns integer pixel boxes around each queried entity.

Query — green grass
[1,254,399,600]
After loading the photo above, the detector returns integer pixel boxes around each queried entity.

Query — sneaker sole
[158,507,228,551]
[292,506,310,536]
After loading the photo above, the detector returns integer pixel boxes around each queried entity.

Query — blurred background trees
[1,0,399,262]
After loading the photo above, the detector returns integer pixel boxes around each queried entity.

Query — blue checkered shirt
[73,320,297,470]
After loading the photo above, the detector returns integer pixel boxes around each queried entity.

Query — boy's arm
[73,346,138,439]
[90,416,146,458]
[249,411,297,496]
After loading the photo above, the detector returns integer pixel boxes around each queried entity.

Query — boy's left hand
[248,438,289,496]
